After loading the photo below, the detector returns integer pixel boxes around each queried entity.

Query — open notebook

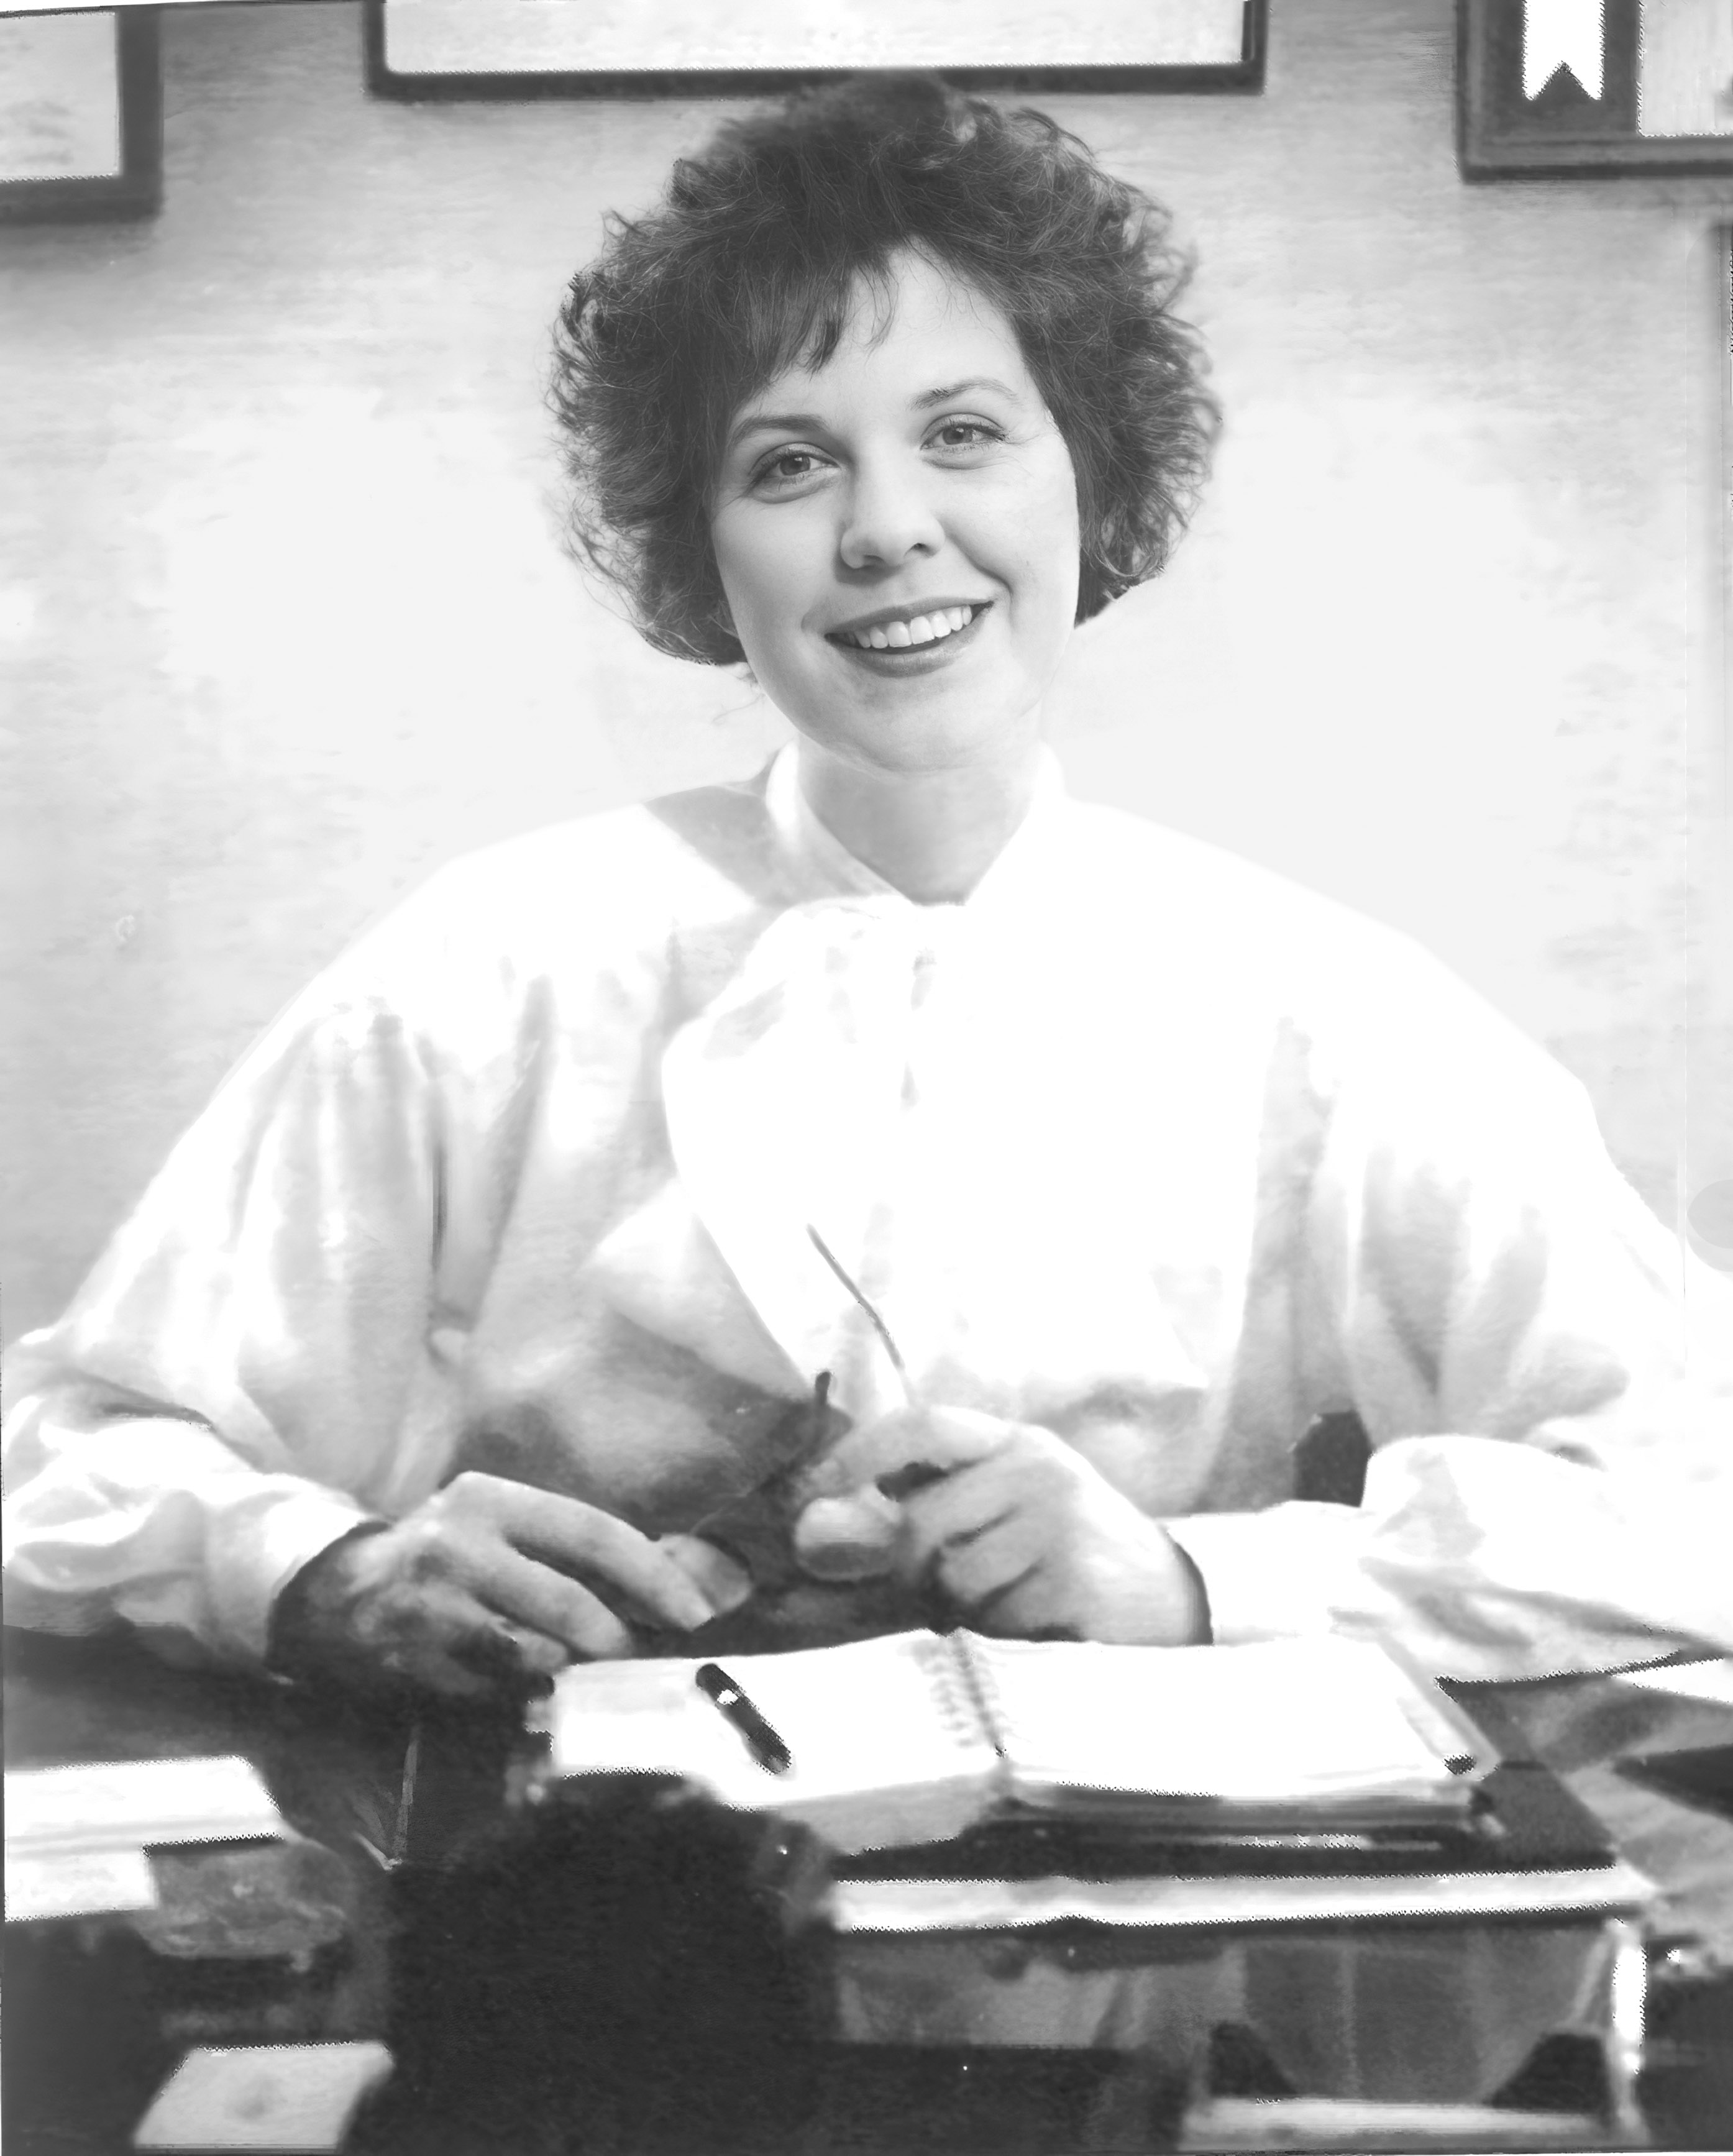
[540,1630,1486,1858]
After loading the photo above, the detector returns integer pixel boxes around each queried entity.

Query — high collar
[762,741,1068,917]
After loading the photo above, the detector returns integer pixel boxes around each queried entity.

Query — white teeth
[843,604,976,651]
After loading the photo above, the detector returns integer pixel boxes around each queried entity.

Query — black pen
[695,1661,793,1776]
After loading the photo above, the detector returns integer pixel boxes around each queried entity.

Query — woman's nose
[837,455,944,570]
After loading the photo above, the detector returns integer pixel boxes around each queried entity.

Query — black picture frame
[362,0,1267,102]
[1458,0,1733,180]
[0,8,163,225]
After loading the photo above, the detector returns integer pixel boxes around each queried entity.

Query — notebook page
[968,1635,1470,1804]
[5,1756,285,1855]
[546,1630,1002,1853]
[6,1845,160,1923]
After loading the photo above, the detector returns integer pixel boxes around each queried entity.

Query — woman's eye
[928,419,1003,453]
[751,447,828,491]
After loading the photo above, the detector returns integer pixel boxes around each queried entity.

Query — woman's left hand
[794,1407,1212,1646]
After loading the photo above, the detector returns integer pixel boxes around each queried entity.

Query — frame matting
[0,9,162,224]
[1459,0,1733,179]
[363,0,1268,101]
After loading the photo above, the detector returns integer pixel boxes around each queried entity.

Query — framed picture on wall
[0,8,162,222]
[1459,0,1733,177]
[364,0,1268,99]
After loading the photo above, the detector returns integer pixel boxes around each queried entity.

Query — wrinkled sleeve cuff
[1164,1503,1370,1646]
[211,1488,385,1667]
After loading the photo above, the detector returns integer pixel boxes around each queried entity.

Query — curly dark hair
[551,75,1218,667]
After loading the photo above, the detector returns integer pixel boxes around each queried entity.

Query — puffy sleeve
[1166,943,1733,1679]
[1,966,450,1668]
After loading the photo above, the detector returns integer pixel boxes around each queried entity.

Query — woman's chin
[790,695,1047,783]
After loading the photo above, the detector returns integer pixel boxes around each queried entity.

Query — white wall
[3,0,1729,1340]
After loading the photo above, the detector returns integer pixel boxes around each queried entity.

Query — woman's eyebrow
[912,377,1019,409]
[725,377,1023,454]
[725,410,824,453]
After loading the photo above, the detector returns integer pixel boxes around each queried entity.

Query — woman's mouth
[828,603,989,657]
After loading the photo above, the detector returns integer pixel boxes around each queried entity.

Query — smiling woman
[4,75,1731,1701]
[706,258,1084,885]
[551,78,1212,664]
[553,75,1211,895]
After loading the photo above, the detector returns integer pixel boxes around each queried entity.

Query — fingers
[328,1476,725,1699]
[793,1416,1068,1591]
[451,1613,572,1691]
[889,1431,1133,1634]
[656,1534,755,1619]
[790,1413,1029,1583]
[517,1491,718,1633]
[895,1458,1023,1580]
[894,1423,1084,1580]
[791,1491,902,1582]
[924,1512,1045,1616]
[441,1474,716,1635]
[413,1624,565,1703]
[908,1505,1094,1640]
[345,1568,567,1701]
[479,1542,639,1661]
[283,1476,741,1704]
[809,1407,1013,1501]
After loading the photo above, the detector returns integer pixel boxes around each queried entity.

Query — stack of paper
[974,1633,1484,1826]
[5,1755,286,1924]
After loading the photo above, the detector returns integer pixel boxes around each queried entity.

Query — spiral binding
[915,1631,1011,1764]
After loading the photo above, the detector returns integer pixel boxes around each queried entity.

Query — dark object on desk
[5,1925,179,2152]
[1642,1965,1733,2151]
[385,1781,833,2153]
[1618,1745,1733,1826]
[1292,1409,1371,1507]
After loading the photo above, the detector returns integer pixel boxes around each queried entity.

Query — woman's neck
[795,741,1045,905]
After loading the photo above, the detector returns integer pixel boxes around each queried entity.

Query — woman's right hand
[268,1471,718,1699]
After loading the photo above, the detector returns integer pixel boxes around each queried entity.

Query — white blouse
[4,749,1730,1676]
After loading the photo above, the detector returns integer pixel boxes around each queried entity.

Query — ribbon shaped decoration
[1523,0,1606,101]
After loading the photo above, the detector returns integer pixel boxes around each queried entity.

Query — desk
[6,1627,1732,2155]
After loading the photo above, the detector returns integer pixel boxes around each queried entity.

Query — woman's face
[708,252,1081,781]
